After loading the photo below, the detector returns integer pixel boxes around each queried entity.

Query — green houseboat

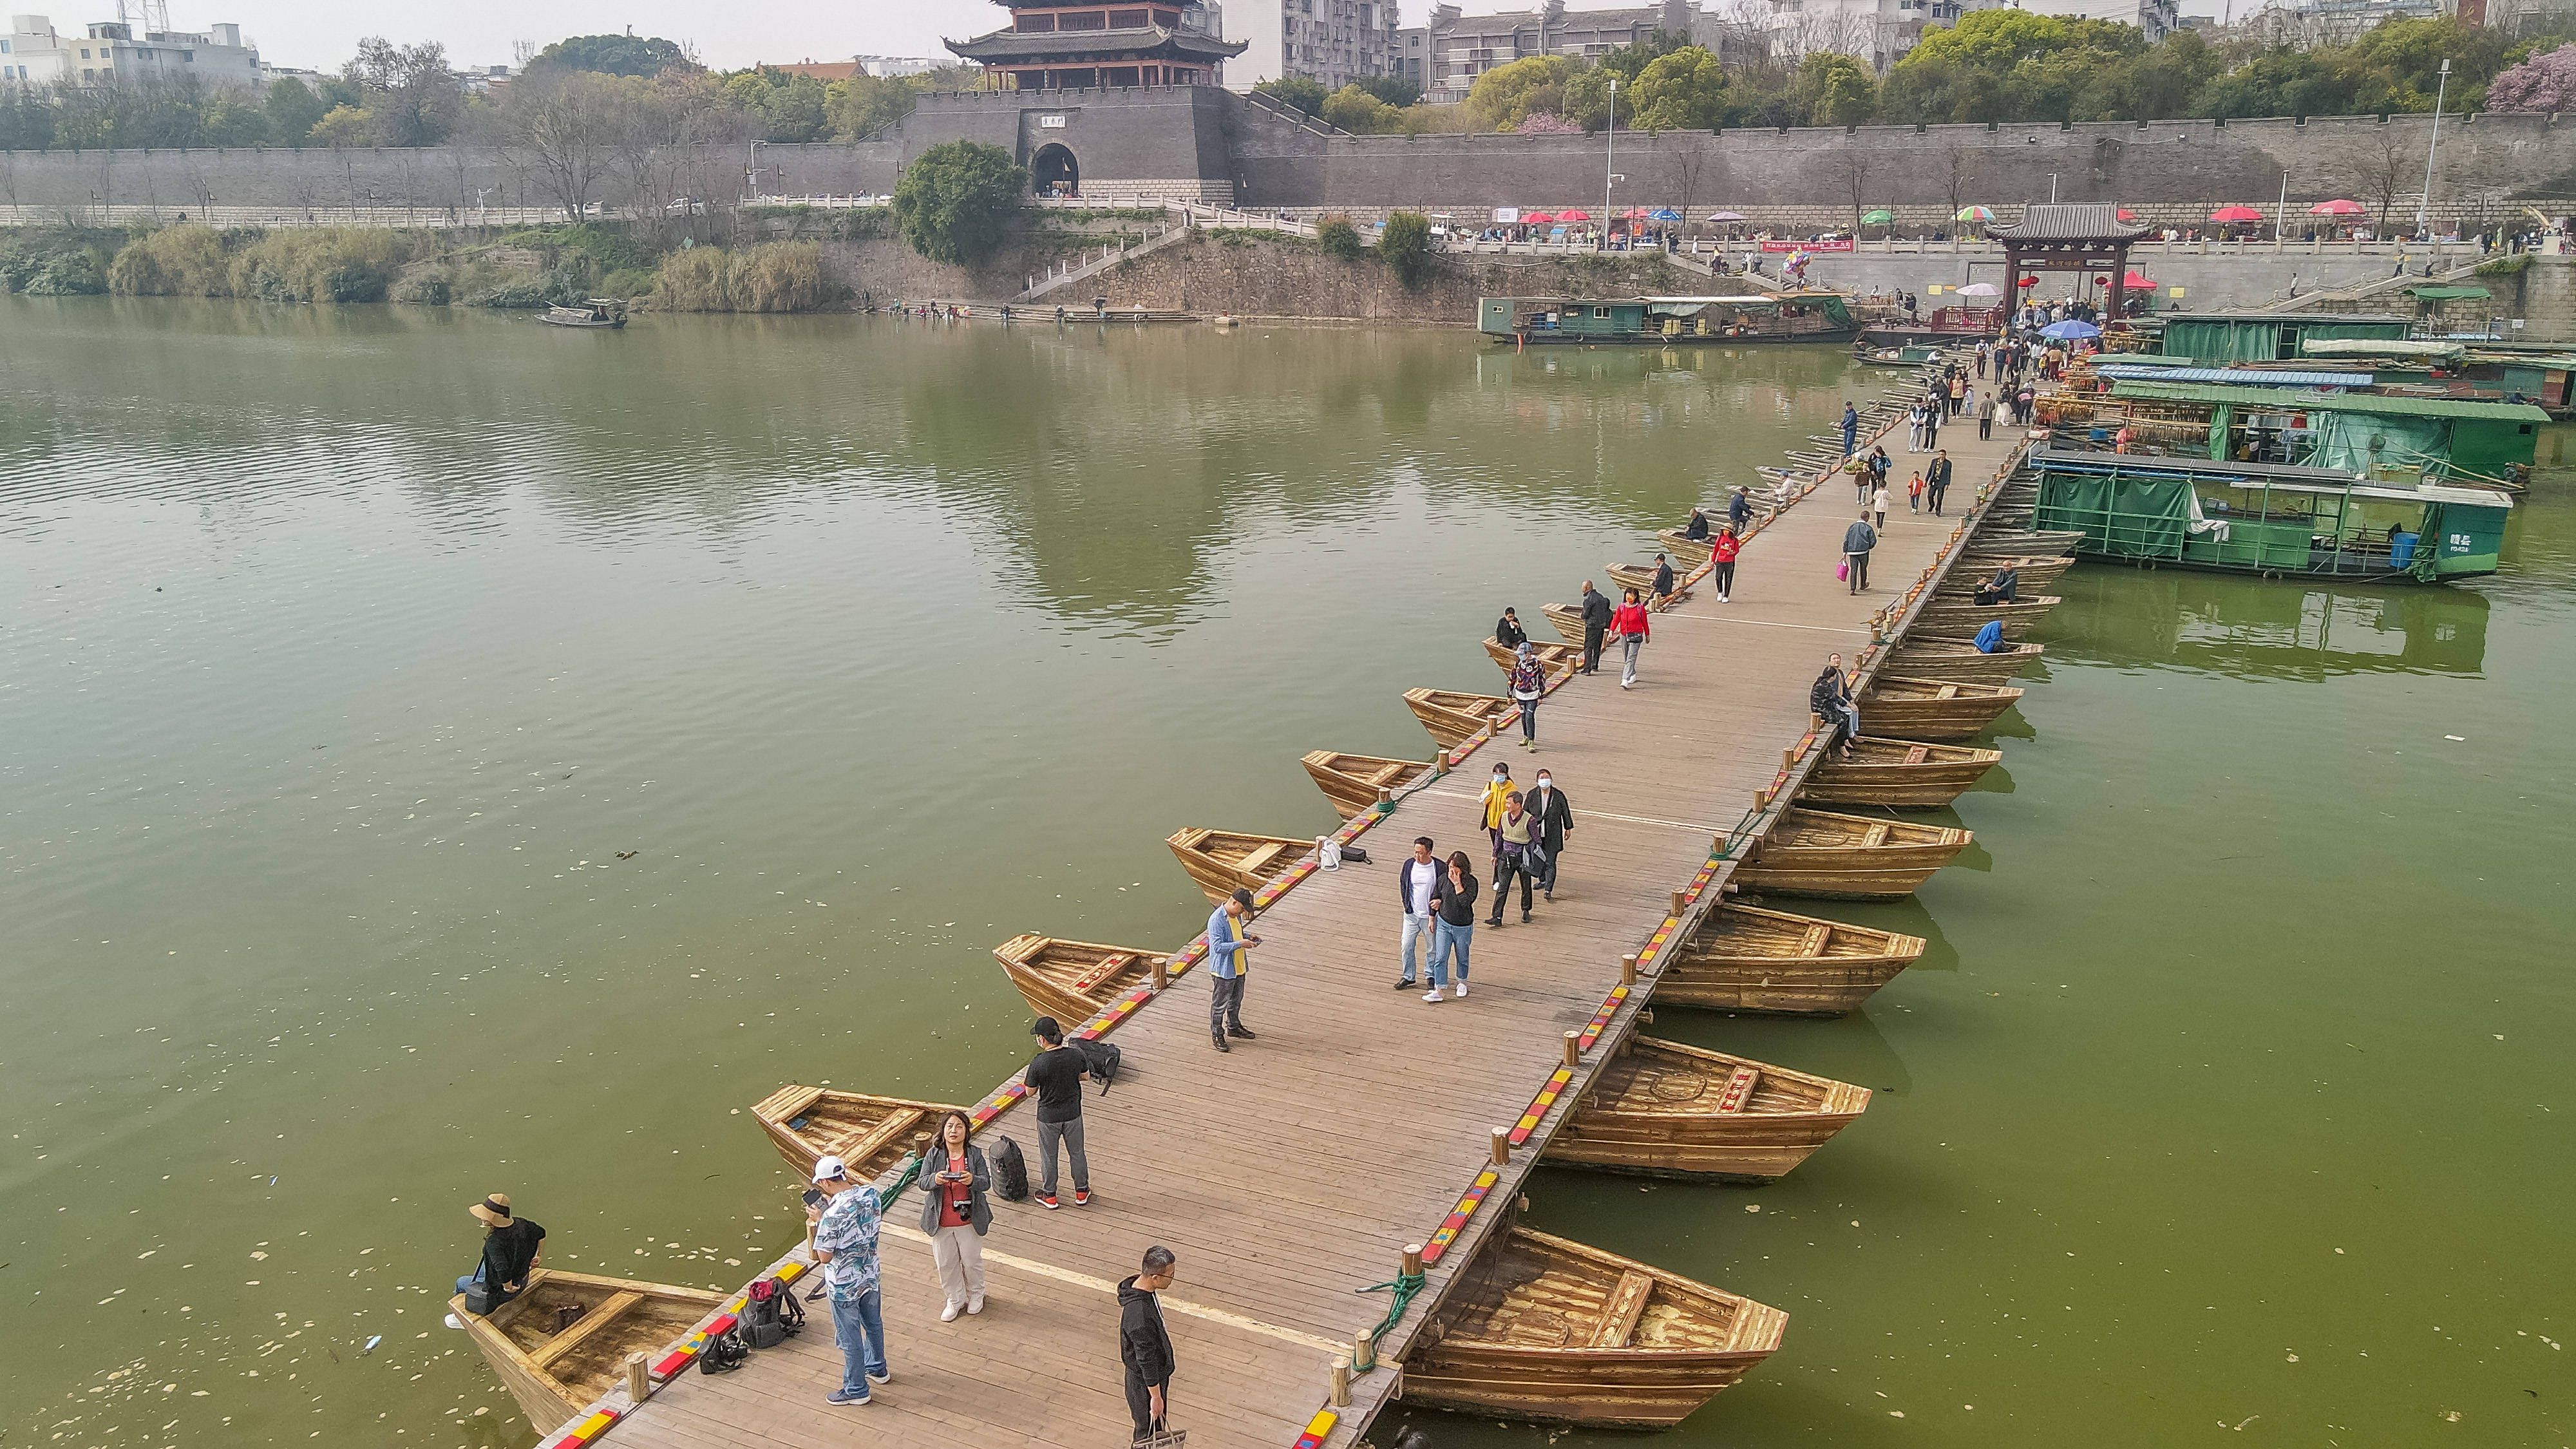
[1478,292,1860,345]
[2099,379,2546,489]
[2027,447,2512,583]
[2154,311,2412,365]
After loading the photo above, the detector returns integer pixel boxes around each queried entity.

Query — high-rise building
[1229,0,1405,93]
[1407,1,1763,107]
[2,13,262,88]
[948,0,1247,89]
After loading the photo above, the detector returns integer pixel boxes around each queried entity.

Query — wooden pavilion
[1987,204,2153,319]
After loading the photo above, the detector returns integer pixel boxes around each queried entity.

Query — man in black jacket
[1119,1245,1180,1447]
[1926,450,1953,516]
[1579,582,1613,674]
[1526,768,1573,901]
[1493,609,1526,650]
[1650,553,1676,602]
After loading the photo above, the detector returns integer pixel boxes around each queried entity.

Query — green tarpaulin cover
[2036,472,2190,558]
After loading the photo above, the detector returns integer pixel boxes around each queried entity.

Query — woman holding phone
[916,1110,992,1321]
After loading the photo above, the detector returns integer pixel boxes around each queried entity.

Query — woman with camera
[916,1110,992,1321]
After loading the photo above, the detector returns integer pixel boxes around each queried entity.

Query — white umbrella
[1955,282,2002,297]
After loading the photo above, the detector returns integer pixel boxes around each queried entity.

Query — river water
[2,299,2569,1449]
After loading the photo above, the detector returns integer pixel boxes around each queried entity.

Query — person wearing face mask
[1488,791,1542,927]
[1478,762,1514,860]
[1525,769,1573,902]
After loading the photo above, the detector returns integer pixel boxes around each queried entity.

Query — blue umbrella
[2039,319,2101,340]
[1649,208,1683,222]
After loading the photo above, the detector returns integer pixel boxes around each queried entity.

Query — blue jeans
[831,1286,887,1395]
[1399,913,1432,983]
[1432,918,1472,985]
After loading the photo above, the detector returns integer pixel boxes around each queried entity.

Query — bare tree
[1938,140,1977,229]
[484,69,623,219]
[1828,143,1872,238]
[2356,126,2410,238]
[1668,143,1715,242]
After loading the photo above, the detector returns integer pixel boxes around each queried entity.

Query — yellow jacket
[1479,777,1514,830]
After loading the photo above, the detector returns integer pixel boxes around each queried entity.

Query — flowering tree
[2486,43,2576,111]
[1515,111,1584,135]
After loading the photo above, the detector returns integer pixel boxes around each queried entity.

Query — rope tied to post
[1348,1269,1426,1373]
[882,1152,923,1199]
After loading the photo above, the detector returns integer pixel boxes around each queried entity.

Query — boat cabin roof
[2094,365,2370,388]
[2033,446,2515,508]
[2107,378,2552,422]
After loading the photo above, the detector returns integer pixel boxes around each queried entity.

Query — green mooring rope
[1350,1270,1426,1372]
[884,1152,923,1199]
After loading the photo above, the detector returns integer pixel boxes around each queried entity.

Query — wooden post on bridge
[1562,1030,1581,1066]
[1490,1126,1510,1164]
[625,1351,650,1402]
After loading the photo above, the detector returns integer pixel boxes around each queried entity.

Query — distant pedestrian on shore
[1493,607,1526,650]
[1709,525,1739,603]
[1205,889,1259,1052]
[1871,482,1890,530]
[1840,402,1859,457]
[1927,451,1953,516]
[1811,654,1861,761]
[1579,582,1613,674]
[1489,793,1542,926]
[1527,768,1573,902]
[1611,588,1651,688]
[916,1110,990,1321]
[1396,836,1441,990]
[1650,553,1676,603]
[1118,1246,1180,1445]
[1025,1018,1093,1208]
[1727,486,1752,533]
[807,1154,887,1405]
[1479,761,1514,857]
[1429,851,1478,999]
[1842,511,1877,594]
[1507,644,1544,748]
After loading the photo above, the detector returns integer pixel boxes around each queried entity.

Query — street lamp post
[2048,173,2059,204]
[1604,77,1616,253]
[2416,59,2451,240]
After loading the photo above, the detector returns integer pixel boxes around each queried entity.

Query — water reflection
[2040,562,2491,677]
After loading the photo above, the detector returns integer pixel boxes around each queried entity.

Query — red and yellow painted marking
[1576,984,1629,1050]
[1506,1066,1577,1146]
[1422,1168,1501,1266]
[540,1408,620,1448]
[1292,1407,1341,1448]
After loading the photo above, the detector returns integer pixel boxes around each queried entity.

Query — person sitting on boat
[451,1193,544,1320]
[1973,619,2006,654]
[1727,487,1752,534]
[1973,566,2020,606]
[1684,507,1711,542]
[1810,655,1861,760]
[1650,554,1676,602]
[1493,608,1527,650]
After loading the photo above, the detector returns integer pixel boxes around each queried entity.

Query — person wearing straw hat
[451,1194,544,1316]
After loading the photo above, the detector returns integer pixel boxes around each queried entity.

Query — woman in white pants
[914,1110,992,1321]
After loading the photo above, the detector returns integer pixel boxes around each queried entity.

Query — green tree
[1380,210,1432,288]
[1797,52,1880,126]
[199,89,270,146]
[1321,84,1401,133]
[265,76,326,145]
[528,34,696,78]
[308,104,375,148]
[1253,76,1331,116]
[346,36,463,146]
[1629,45,1727,132]
[891,140,1025,265]
[831,72,916,140]
[1317,213,1364,259]
[1352,75,1421,108]
[722,66,831,142]
[1464,53,1574,132]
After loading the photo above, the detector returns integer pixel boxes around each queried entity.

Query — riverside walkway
[561,392,2031,1449]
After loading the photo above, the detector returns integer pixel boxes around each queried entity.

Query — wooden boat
[1542,602,1589,646]
[1605,562,1681,600]
[1937,554,2072,594]
[454,1269,724,1432]
[1300,750,1430,819]
[1799,735,2000,808]
[1549,1036,1869,1180]
[1887,634,2045,685]
[1481,636,1583,679]
[1165,826,1312,904]
[1965,527,2082,556]
[1854,675,2024,741]
[994,933,1167,1028]
[1732,808,1970,899]
[1654,529,1714,569]
[1654,901,1926,1014]
[539,299,627,329]
[1403,688,1517,752]
[1403,1226,1785,1428]
[1910,594,2060,639]
[748,1084,971,1180]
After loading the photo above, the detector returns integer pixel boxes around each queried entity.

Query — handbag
[1835,560,1849,582]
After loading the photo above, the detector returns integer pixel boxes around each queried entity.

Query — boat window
[1594,307,1611,318]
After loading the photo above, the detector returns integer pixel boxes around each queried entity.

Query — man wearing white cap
[804,1155,888,1406]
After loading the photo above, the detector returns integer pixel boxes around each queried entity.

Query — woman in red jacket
[1611,589,1652,689]
[1708,526,1739,603]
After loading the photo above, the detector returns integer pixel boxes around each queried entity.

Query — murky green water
[3,299,2568,1449]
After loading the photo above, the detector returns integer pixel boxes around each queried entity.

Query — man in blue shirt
[1206,888,1261,1053]
[806,1153,887,1406]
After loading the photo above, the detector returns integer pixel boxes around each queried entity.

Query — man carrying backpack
[1025,1018,1094,1210]
[805,1153,887,1406]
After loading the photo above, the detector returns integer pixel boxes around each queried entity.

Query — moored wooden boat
[1965,527,2082,556]
[1604,562,1681,600]
[994,933,1166,1028]
[1798,735,2000,808]
[1732,807,1970,899]
[1403,688,1517,752]
[1936,554,2072,594]
[748,1085,971,1180]
[1548,1036,1870,1180]
[1542,602,1589,646]
[1654,901,1926,1014]
[453,1269,724,1432]
[1301,750,1430,819]
[1887,634,2046,685]
[1165,826,1312,904]
[1404,1226,1786,1428]
[1655,529,1714,569]
[1855,675,2024,742]
[1482,636,1583,680]
[1910,594,2060,639]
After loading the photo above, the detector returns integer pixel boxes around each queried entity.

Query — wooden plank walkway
[564,387,2034,1449]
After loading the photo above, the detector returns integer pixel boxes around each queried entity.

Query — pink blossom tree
[1515,112,1584,136]
[2486,43,2576,112]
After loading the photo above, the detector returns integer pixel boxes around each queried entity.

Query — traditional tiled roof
[947,24,1247,61]
[1987,204,2151,242]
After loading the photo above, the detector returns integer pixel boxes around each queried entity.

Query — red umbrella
[2018,276,2040,287]
[1620,207,1654,219]
[1555,207,1592,222]
[2309,198,2367,216]
[1520,211,1555,223]
[2209,205,2264,223]
[2116,208,2139,222]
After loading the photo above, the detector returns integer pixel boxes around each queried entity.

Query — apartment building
[2,13,261,88]
[1405,0,1763,106]
[1229,0,1405,93]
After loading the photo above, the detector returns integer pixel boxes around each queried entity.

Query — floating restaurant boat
[1936,554,2072,594]
[1654,901,1927,1015]
[1798,735,2002,809]
[1300,750,1430,819]
[748,1085,971,1180]
[1854,676,2024,741]
[994,933,1167,1028]
[1655,530,1714,569]
[1549,1036,1870,1180]
[1542,602,1589,645]
[1165,826,1314,904]
[1911,594,2060,639]
[1482,636,1585,678]
[1732,808,1971,899]
[1886,634,2046,685]
[1403,688,1517,751]
[1477,292,1861,346]
[1404,1226,1786,1428]
[453,1270,724,1433]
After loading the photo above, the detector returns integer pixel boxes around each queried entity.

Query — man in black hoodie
[1119,1245,1180,1446]
[1578,582,1613,675]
